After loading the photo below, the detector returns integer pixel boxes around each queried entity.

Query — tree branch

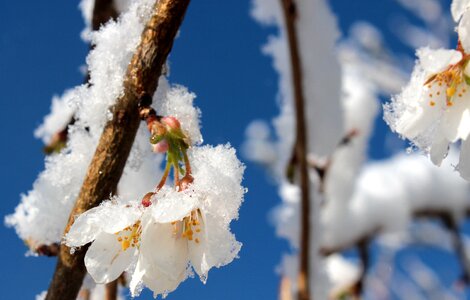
[280,0,311,299]
[105,280,118,300]
[45,1,190,299]
[439,213,470,284]
[92,0,118,31]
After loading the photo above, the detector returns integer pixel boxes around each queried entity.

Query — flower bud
[162,116,181,130]
[152,140,169,153]
[141,192,154,207]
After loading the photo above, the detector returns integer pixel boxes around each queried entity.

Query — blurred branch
[439,213,470,284]
[45,1,190,299]
[280,0,312,299]
[352,237,371,298]
[280,276,294,300]
[105,280,118,300]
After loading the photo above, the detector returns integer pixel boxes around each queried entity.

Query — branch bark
[45,1,190,299]
[105,280,118,300]
[280,0,311,299]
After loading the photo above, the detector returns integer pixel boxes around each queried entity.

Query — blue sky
[1,0,465,299]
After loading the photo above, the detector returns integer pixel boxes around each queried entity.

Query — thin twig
[280,0,311,299]
[45,1,190,299]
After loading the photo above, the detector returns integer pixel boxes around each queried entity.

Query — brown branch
[105,280,118,300]
[45,1,190,299]
[280,0,311,299]
[35,243,60,257]
[92,0,118,31]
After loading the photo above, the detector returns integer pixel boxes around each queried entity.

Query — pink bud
[141,192,154,207]
[152,140,169,153]
[162,116,181,130]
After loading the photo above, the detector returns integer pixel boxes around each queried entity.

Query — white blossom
[65,144,244,298]
[65,200,144,283]
[384,3,470,179]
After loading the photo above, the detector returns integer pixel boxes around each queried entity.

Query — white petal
[98,202,142,234]
[142,264,184,298]
[189,213,241,281]
[459,11,470,53]
[151,189,197,222]
[441,96,470,141]
[459,136,470,180]
[65,205,109,246]
[417,48,462,75]
[65,201,141,246]
[452,0,470,21]
[129,258,145,297]
[84,232,136,283]
[430,131,450,166]
[140,221,188,280]
[395,100,442,139]
[188,214,208,279]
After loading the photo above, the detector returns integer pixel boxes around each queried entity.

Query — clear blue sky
[1,0,465,299]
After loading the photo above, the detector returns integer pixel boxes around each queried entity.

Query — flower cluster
[65,115,245,298]
[385,0,470,179]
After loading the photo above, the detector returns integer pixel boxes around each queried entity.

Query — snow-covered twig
[45,1,190,299]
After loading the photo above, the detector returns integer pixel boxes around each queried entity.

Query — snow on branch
[45,1,190,299]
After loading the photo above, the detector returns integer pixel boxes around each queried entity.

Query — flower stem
[156,161,171,191]
[173,160,180,187]
[182,148,192,176]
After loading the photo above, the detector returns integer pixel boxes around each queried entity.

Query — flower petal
[459,136,470,180]
[187,214,208,279]
[151,188,197,222]
[452,0,470,21]
[417,48,462,75]
[143,263,184,298]
[84,232,136,284]
[188,213,241,281]
[430,131,450,166]
[459,11,470,54]
[65,201,141,246]
[140,220,188,280]
[129,258,145,297]
[441,96,470,141]
[98,201,142,234]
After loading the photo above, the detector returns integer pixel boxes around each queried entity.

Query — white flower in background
[385,0,470,179]
[65,200,144,283]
